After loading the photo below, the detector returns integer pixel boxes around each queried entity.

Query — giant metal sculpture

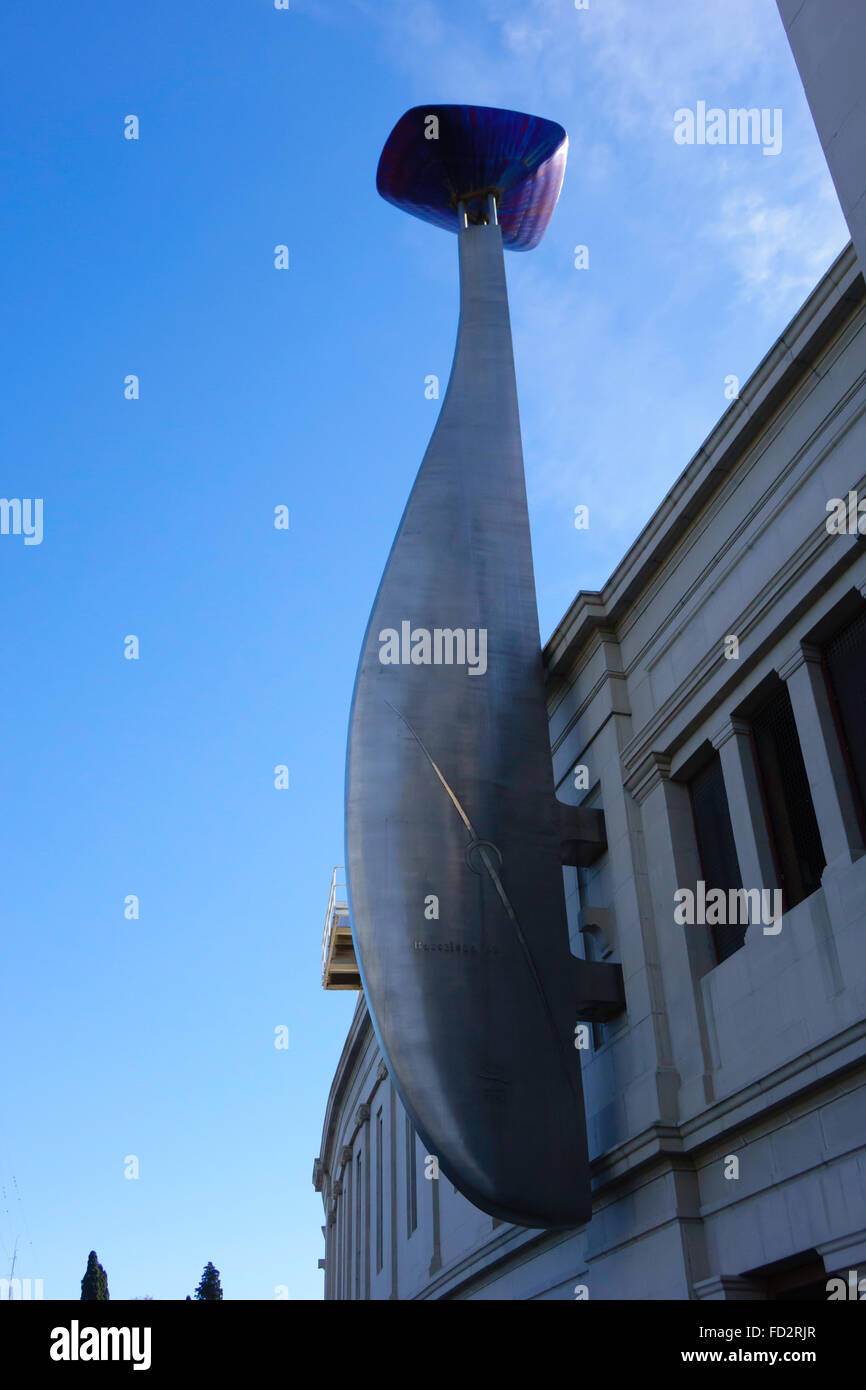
[346,106,622,1228]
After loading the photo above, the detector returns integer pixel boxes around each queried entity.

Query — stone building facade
[314,240,866,1298]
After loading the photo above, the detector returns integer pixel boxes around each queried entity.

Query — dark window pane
[751,684,825,909]
[405,1117,417,1235]
[375,1110,383,1273]
[689,754,744,963]
[355,1151,362,1297]
[345,1161,353,1300]
[824,607,866,832]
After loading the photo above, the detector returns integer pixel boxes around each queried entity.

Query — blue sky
[0,0,849,1299]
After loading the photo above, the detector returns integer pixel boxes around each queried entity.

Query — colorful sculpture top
[376,104,568,250]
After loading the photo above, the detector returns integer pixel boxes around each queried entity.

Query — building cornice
[618,491,866,780]
[544,242,863,681]
[318,993,372,1178]
[622,751,672,804]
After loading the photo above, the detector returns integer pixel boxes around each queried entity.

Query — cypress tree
[81,1250,109,1301]
[193,1262,223,1300]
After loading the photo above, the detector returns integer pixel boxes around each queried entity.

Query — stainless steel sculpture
[346,107,616,1228]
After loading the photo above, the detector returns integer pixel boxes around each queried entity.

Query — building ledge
[544,241,863,686]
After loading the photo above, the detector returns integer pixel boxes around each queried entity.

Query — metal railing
[322,866,349,986]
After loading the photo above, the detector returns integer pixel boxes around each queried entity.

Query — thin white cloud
[328,0,852,610]
[705,148,848,311]
[339,0,847,307]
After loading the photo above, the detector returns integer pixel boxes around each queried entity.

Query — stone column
[355,1105,371,1300]
[326,1208,337,1301]
[779,644,864,871]
[711,718,779,895]
[429,1157,442,1276]
[339,1145,352,1300]
[332,1174,344,1301]
[628,751,715,1118]
[388,1080,399,1300]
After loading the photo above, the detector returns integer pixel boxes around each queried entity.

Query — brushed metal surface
[346,215,591,1228]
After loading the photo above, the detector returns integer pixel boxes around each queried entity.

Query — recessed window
[688,752,744,963]
[823,607,866,838]
[750,683,825,909]
[405,1117,418,1235]
[344,1158,353,1300]
[744,1250,827,1300]
[355,1150,362,1298]
[375,1109,384,1273]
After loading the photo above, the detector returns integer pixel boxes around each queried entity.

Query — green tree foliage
[193,1262,223,1301]
[81,1250,109,1301]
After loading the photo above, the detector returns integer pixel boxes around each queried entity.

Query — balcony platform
[322,868,360,991]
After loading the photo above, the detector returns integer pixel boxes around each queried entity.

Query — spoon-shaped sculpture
[346,106,593,1228]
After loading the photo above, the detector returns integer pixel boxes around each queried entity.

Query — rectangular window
[355,1150,362,1298]
[344,1159,353,1301]
[689,752,745,963]
[375,1109,383,1273]
[333,1193,342,1301]
[751,682,825,910]
[823,607,866,837]
[405,1116,418,1235]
